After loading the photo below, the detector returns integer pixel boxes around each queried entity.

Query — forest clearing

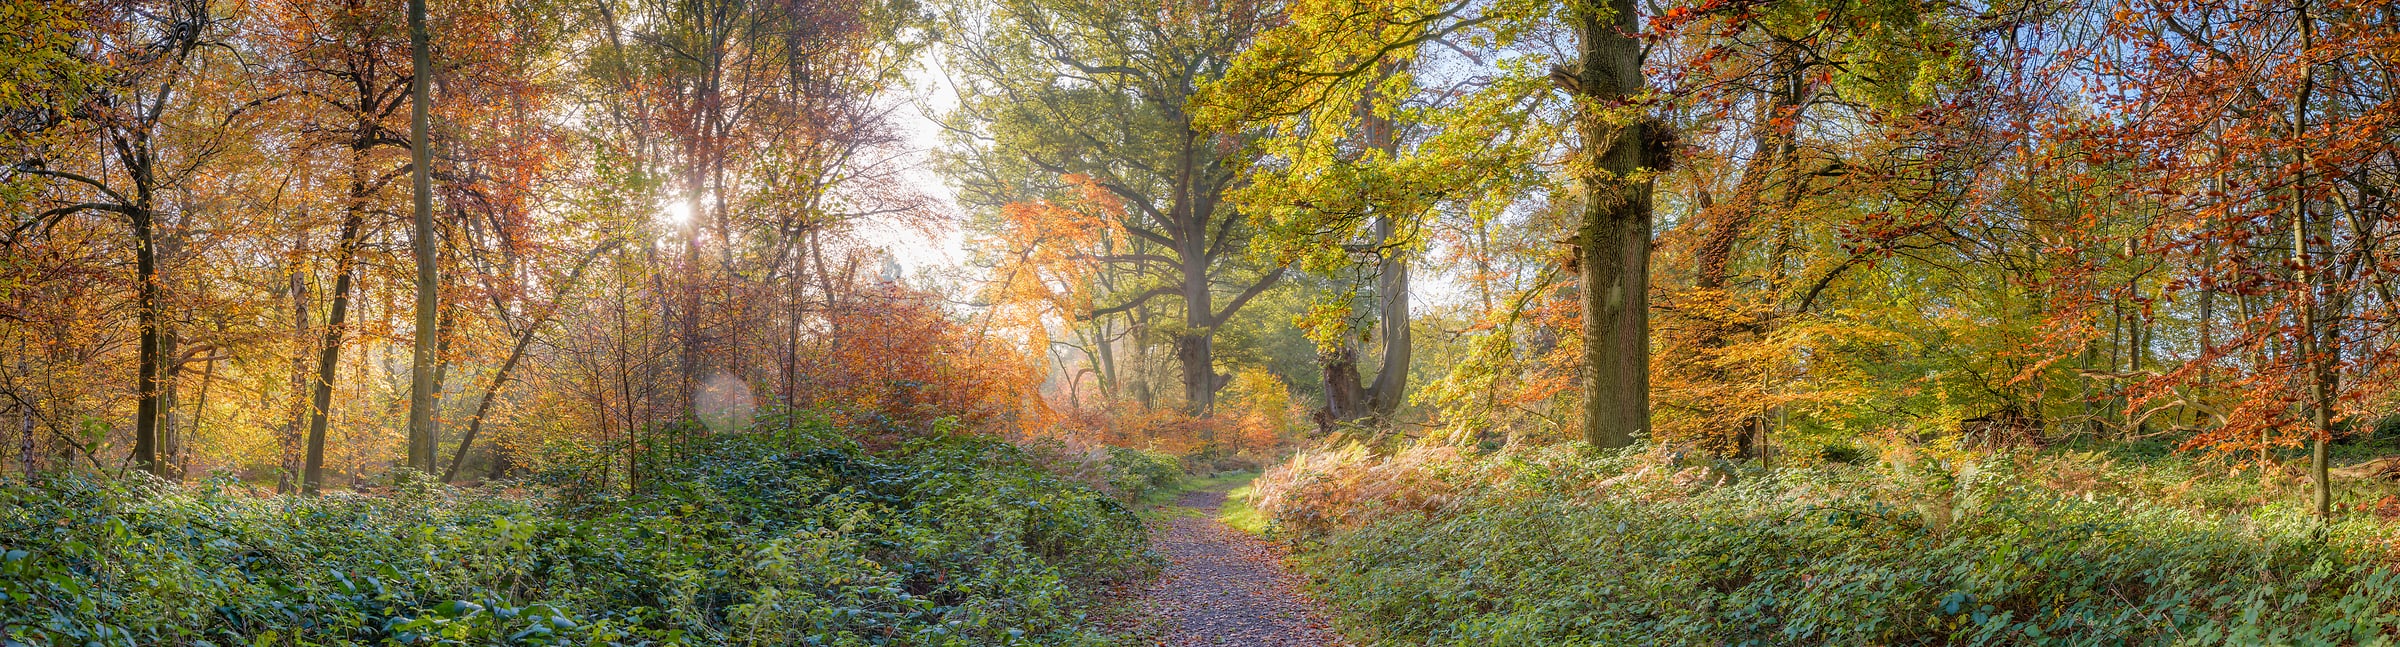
[6,0,2400,644]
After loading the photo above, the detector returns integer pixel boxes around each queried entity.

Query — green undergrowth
[1260,443,2400,646]
[1101,447,1185,508]
[0,411,1156,646]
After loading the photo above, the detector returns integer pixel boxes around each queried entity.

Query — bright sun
[660,199,693,227]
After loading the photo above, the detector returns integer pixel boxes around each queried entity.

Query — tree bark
[2292,0,2331,519]
[183,346,216,477]
[1365,230,1410,415]
[131,203,163,474]
[1130,308,1154,409]
[18,338,33,476]
[1178,239,1222,413]
[404,0,440,473]
[279,237,310,493]
[303,203,368,495]
[1574,0,1654,449]
[1321,345,1368,422]
[157,328,180,479]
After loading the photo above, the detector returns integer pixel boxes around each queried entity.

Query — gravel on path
[1125,487,1348,647]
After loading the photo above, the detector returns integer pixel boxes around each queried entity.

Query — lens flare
[695,372,756,433]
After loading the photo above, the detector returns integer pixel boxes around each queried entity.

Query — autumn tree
[576,0,927,423]
[944,0,1284,415]
[2093,0,2400,517]
[6,0,247,476]
[1195,0,1658,444]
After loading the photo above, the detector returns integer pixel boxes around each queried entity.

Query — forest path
[1126,486,1349,647]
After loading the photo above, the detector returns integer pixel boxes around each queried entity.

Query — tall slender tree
[404,0,440,472]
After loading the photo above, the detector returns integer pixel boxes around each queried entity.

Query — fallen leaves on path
[1128,488,1348,647]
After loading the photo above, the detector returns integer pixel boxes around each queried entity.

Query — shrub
[1256,443,2400,646]
[0,414,1152,646]
[1100,447,1185,504]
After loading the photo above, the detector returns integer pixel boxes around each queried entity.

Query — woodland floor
[1119,487,1349,647]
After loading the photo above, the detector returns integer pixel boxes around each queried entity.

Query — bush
[1256,443,2400,646]
[0,414,1153,646]
[1100,447,1184,504]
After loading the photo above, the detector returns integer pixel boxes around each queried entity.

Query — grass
[1217,477,1269,535]
[1134,470,1263,531]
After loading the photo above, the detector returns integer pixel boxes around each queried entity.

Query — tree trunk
[2293,0,2331,519]
[1093,317,1118,399]
[16,400,30,476]
[303,206,368,495]
[1574,0,1653,449]
[183,349,216,477]
[1178,248,1221,413]
[1354,67,1413,420]
[1320,226,1410,426]
[782,226,808,412]
[1321,345,1369,422]
[1129,309,1154,409]
[18,339,34,476]
[404,0,440,473]
[1176,332,1219,414]
[1365,231,1410,416]
[279,238,310,493]
[157,328,179,479]
[132,205,163,475]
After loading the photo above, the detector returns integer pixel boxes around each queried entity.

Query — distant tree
[943,0,1284,415]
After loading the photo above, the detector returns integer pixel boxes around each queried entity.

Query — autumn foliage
[792,286,1046,444]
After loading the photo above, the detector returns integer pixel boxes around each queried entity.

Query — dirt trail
[1126,487,1348,647]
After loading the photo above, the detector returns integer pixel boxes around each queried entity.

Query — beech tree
[403,0,438,473]
[943,0,1284,414]
[7,0,237,476]
[1197,0,1561,429]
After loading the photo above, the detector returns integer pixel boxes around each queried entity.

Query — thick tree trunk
[1321,345,1368,422]
[1321,240,1410,425]
[1178,249,1221,414]
[1093,318,1118,399]
[1176,331,1218,414]
[1331,67,1413,422]
[404,0,440,473]
[1574,0,1653,449]
[1365,221,1411,415]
